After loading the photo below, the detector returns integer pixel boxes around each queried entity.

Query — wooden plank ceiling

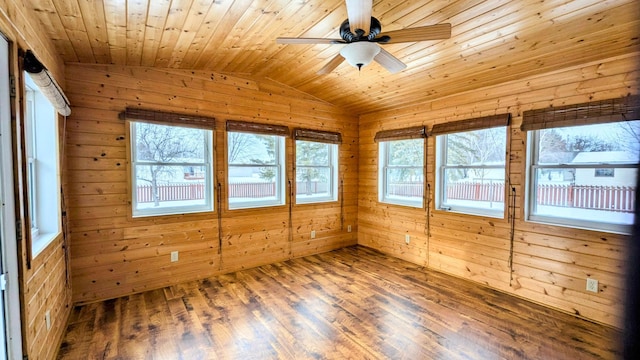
[27,0,640,115]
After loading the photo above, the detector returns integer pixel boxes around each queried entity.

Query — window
[527,121,639,233]
[378,138,424,207]
[228,131,286,209]
[296,140,338,204]
[595,168,614,177]
[130,121,213,217]
[435,126,507,217]
[24,72,61,256]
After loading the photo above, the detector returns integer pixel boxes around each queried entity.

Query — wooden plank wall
[358,52,639,328]
[64,64,358,304]
[0,1,73,359]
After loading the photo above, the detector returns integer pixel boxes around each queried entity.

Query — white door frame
[0,32,24,360]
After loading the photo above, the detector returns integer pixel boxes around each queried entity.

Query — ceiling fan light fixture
[339,42,380,70]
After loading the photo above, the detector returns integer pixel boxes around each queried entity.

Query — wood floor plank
[57,246,620,360]
[143,289,180,360]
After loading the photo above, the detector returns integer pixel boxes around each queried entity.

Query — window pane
[442,168,504,211]
[297,167,331,200]
[446,127,506,166]
[296,141,329,166]
[229,165,279,200]
[388,139,423,166]
[538,122,640,165]
[134,165,209,211]
[379,139,424,208]
[135,122,207,163]
[386,167,424,201]
[228,132,277,165]
[533,167,636,226]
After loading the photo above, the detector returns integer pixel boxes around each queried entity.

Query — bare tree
[612,121,640,154]
[228,132,255,163]
[446,127,505,181]
[135,123,203,206]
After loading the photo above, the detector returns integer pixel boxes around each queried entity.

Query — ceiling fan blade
[276,37,342,45]
[346,0,372,35]
[374,48,407,74]
[317,54,345,75]
[380,23,452,43]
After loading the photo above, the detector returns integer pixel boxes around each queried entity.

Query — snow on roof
[570,151,638,164]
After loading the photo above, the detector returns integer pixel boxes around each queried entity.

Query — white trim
[435,129,507,218]
[130,121,215,217]
[525,127,638,234]
[228,133,287,210]
[295,141,339,204]
[378,140,424,209]
[0,33,23,360]
[24,72,62,256]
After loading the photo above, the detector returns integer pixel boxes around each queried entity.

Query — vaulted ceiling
[27,0,640,115]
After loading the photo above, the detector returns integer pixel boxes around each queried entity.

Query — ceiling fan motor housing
[340,17,382,42]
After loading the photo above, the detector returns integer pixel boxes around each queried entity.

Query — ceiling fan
[276,0,451,74]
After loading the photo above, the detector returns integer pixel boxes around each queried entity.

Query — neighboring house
[571,151,638,187]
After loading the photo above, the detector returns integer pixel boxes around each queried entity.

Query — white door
[0,33,23,360]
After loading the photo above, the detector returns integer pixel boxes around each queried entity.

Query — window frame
[295,140,339,204]
[434,126,508,219]
[129,120,215,218]
[23,72,62,257]
[525,125,638,234]
[521,96,640,234]
[377,138,425,208]
[227,131,287,210]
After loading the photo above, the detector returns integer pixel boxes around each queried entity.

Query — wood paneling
[0,1,73,360]
[357,53,639,328]
[24,0,639,114]
[64,63,358,304]
[3,2,637,357]
[57,246,621,359]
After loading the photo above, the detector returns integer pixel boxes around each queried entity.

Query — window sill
[32,231,61,258]
[527,214,632,235]
[132,206,214,218]
[296,198,338,205]
[435,207,506,220]
[229,198,286,210]
[379,199,423,209]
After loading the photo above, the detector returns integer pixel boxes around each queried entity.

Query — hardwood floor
[57,246,620,359]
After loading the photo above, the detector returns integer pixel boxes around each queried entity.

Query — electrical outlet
[347,225,352,233]
[405,234,410,244]
[45,310,51,330]
[311,230,316,239]
[586,278,598,293]
[171,251,179,262]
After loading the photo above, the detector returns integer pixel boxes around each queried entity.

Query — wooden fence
[537,184,635,213]
[138,182,636,213]
[387,183,424,197]
[137,183,205,203]
[137,181,329,202]
[446,182,505,202]
[228,182,276,198]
